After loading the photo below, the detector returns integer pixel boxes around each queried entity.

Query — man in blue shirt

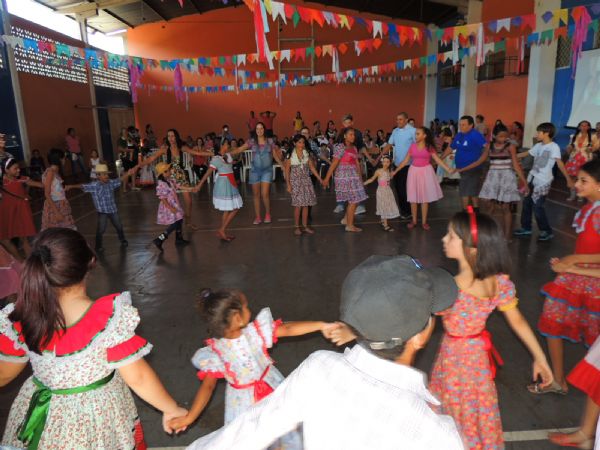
[382,113,416,219]
[441,115,488,210]
[71,163,136,251]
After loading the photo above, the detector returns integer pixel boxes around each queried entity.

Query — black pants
[192,165,208,182]
[393,165,411,216]
[163,219,183,237]
[96,212,126,248]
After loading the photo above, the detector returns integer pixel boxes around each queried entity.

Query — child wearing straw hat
[69,163,137,251]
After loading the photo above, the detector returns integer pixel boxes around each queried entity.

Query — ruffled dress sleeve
[495,275,519,312]
[252,307,283,349]
[102,292,152,369]
[209,156,222,172]
[0,303,29,363]
[332,144,345,160]
[191,346,225,380]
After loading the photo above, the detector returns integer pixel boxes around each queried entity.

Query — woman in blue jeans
[232,122,283,224]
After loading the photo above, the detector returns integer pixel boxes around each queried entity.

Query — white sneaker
[355,205,366,215]
[333,205,345,214]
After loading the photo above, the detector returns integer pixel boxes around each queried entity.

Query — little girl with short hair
[395,127,452,230]
[168,288,335,448]
[363,155,400,231]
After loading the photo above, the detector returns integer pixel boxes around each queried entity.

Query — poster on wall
[567,47,600,127]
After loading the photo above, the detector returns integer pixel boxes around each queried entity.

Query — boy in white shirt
[514,122,574,241]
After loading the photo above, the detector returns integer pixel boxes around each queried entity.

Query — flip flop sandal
[527,381,568,395]
[383,226,394,232]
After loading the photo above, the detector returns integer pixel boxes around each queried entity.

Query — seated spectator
[185,255,463,450]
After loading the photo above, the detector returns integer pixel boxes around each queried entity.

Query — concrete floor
[0,177,590,449]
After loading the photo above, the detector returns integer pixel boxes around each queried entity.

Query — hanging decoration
[571,6,592,77]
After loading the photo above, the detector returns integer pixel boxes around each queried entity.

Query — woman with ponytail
[0,228,187,449]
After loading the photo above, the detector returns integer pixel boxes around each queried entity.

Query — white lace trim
[106,342,153,369]
[573,200,600,233]
[0,302,28,353]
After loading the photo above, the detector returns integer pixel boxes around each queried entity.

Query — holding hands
[322,322,357,346]
[163,406,189,434]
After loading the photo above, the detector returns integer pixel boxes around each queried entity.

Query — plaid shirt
[82,179,121,213]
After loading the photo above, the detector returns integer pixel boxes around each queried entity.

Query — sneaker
[253,217,262,225]
[152,238,164,251]
[264,214,272,224]
[333,205,345,214]
[537,231,554,242]
[355,205,366,215]
[513,228,532,236]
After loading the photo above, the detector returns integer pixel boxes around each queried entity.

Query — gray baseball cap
[340,255,458,349]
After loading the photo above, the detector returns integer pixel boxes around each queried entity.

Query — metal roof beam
[140,0,168,22]
[102,9,134,29]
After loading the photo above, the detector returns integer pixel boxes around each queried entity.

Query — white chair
[272,162,282,180]
[241,150,253,183]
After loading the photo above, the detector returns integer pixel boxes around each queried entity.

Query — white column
[523,0,560,147]
[423,25,438,127]
[1,0,31,161]
[458,0,482,117]
[78,17,104,159]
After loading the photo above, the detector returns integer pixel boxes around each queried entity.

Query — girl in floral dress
[168,288,334,448]
[0,228,187,450]
[284,135,322,236]
[530,159,600,400]
[152,162,200,251]
[430,210,553,449]
[566,121,598,201]
[363,155,400,231]
[322,127,368,233]
[41,149,77,231]
[0,158,40,259]
[197,139,243,242]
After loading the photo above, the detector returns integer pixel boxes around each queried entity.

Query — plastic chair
[241,150,253,183]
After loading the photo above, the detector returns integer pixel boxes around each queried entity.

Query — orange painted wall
[10,15,96,161]
[126,5,427,139]
[475,0,534,126]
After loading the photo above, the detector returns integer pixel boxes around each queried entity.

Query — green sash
[17,371,115,449]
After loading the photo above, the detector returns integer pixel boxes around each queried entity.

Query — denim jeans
[520,188,551,233]
[70,153,87,178]
[96,212,126,248]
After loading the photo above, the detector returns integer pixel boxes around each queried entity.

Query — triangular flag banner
[497,18,511,32]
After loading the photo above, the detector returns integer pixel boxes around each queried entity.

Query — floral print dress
[192,308,302,449]
[156,179,184,225]
[429,275,518,450]
[0,292,152,450]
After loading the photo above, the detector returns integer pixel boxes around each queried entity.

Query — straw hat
[155,162,171,176]
[95,163,110,174]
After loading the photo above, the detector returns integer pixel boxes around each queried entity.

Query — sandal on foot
[422,223,431,230]
[407,222,417,230]
[216,232,232,242]
[253,217,262,225]
[303,227,315,234]
[549,430,594,449]
[186,223,200,231]
[345,226,363,233]
[383,225,394,232]
[294,227,303,236]
[527,380,568,395]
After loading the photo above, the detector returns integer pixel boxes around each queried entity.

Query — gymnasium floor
[0,177,588,449]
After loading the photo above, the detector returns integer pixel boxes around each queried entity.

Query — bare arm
[0,361,27,387]
[391,153,411,176]
[24,179,43,189]
[509,145,527,186]
[168,376,218,431]
[503,307,553,388]
[307,158,321,181]
[183,146,213,157]
[197,166,215,190]
[139,146,166,166]
[457,147,489,173]
[516,150,530,159]
[431,152,453,173]
[229,142,250,156]
[118,358,187,433]
[275,321,330,338]
[284,159,291,192]
[43,171,62,216]
[555,159,574,188]
[364,169,379,186]
[322,158,340,186]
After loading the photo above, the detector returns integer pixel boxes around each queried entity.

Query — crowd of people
[0,108,599,450]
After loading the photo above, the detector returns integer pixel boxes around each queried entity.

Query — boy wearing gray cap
[185,255,464,450]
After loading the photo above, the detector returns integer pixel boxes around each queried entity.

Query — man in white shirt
[186,255,464,450]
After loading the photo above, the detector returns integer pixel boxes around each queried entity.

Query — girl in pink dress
[394,127,452,230]
[565,121,598,201]
[429,209,553,449]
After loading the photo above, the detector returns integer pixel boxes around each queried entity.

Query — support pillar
[423,24,438,127]
[523,0,560,147]
[1,0,30,161]
[78,17,104,159]
[458,0,482,118]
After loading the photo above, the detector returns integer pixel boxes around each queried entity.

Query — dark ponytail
[197,288,244,338]
[9,228,95,353]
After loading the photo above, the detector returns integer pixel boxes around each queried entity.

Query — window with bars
[10,26,129,91]
[440,65,461,89]
[556,35,572,68]
[11,26,88,83]
[476,46,530,82]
